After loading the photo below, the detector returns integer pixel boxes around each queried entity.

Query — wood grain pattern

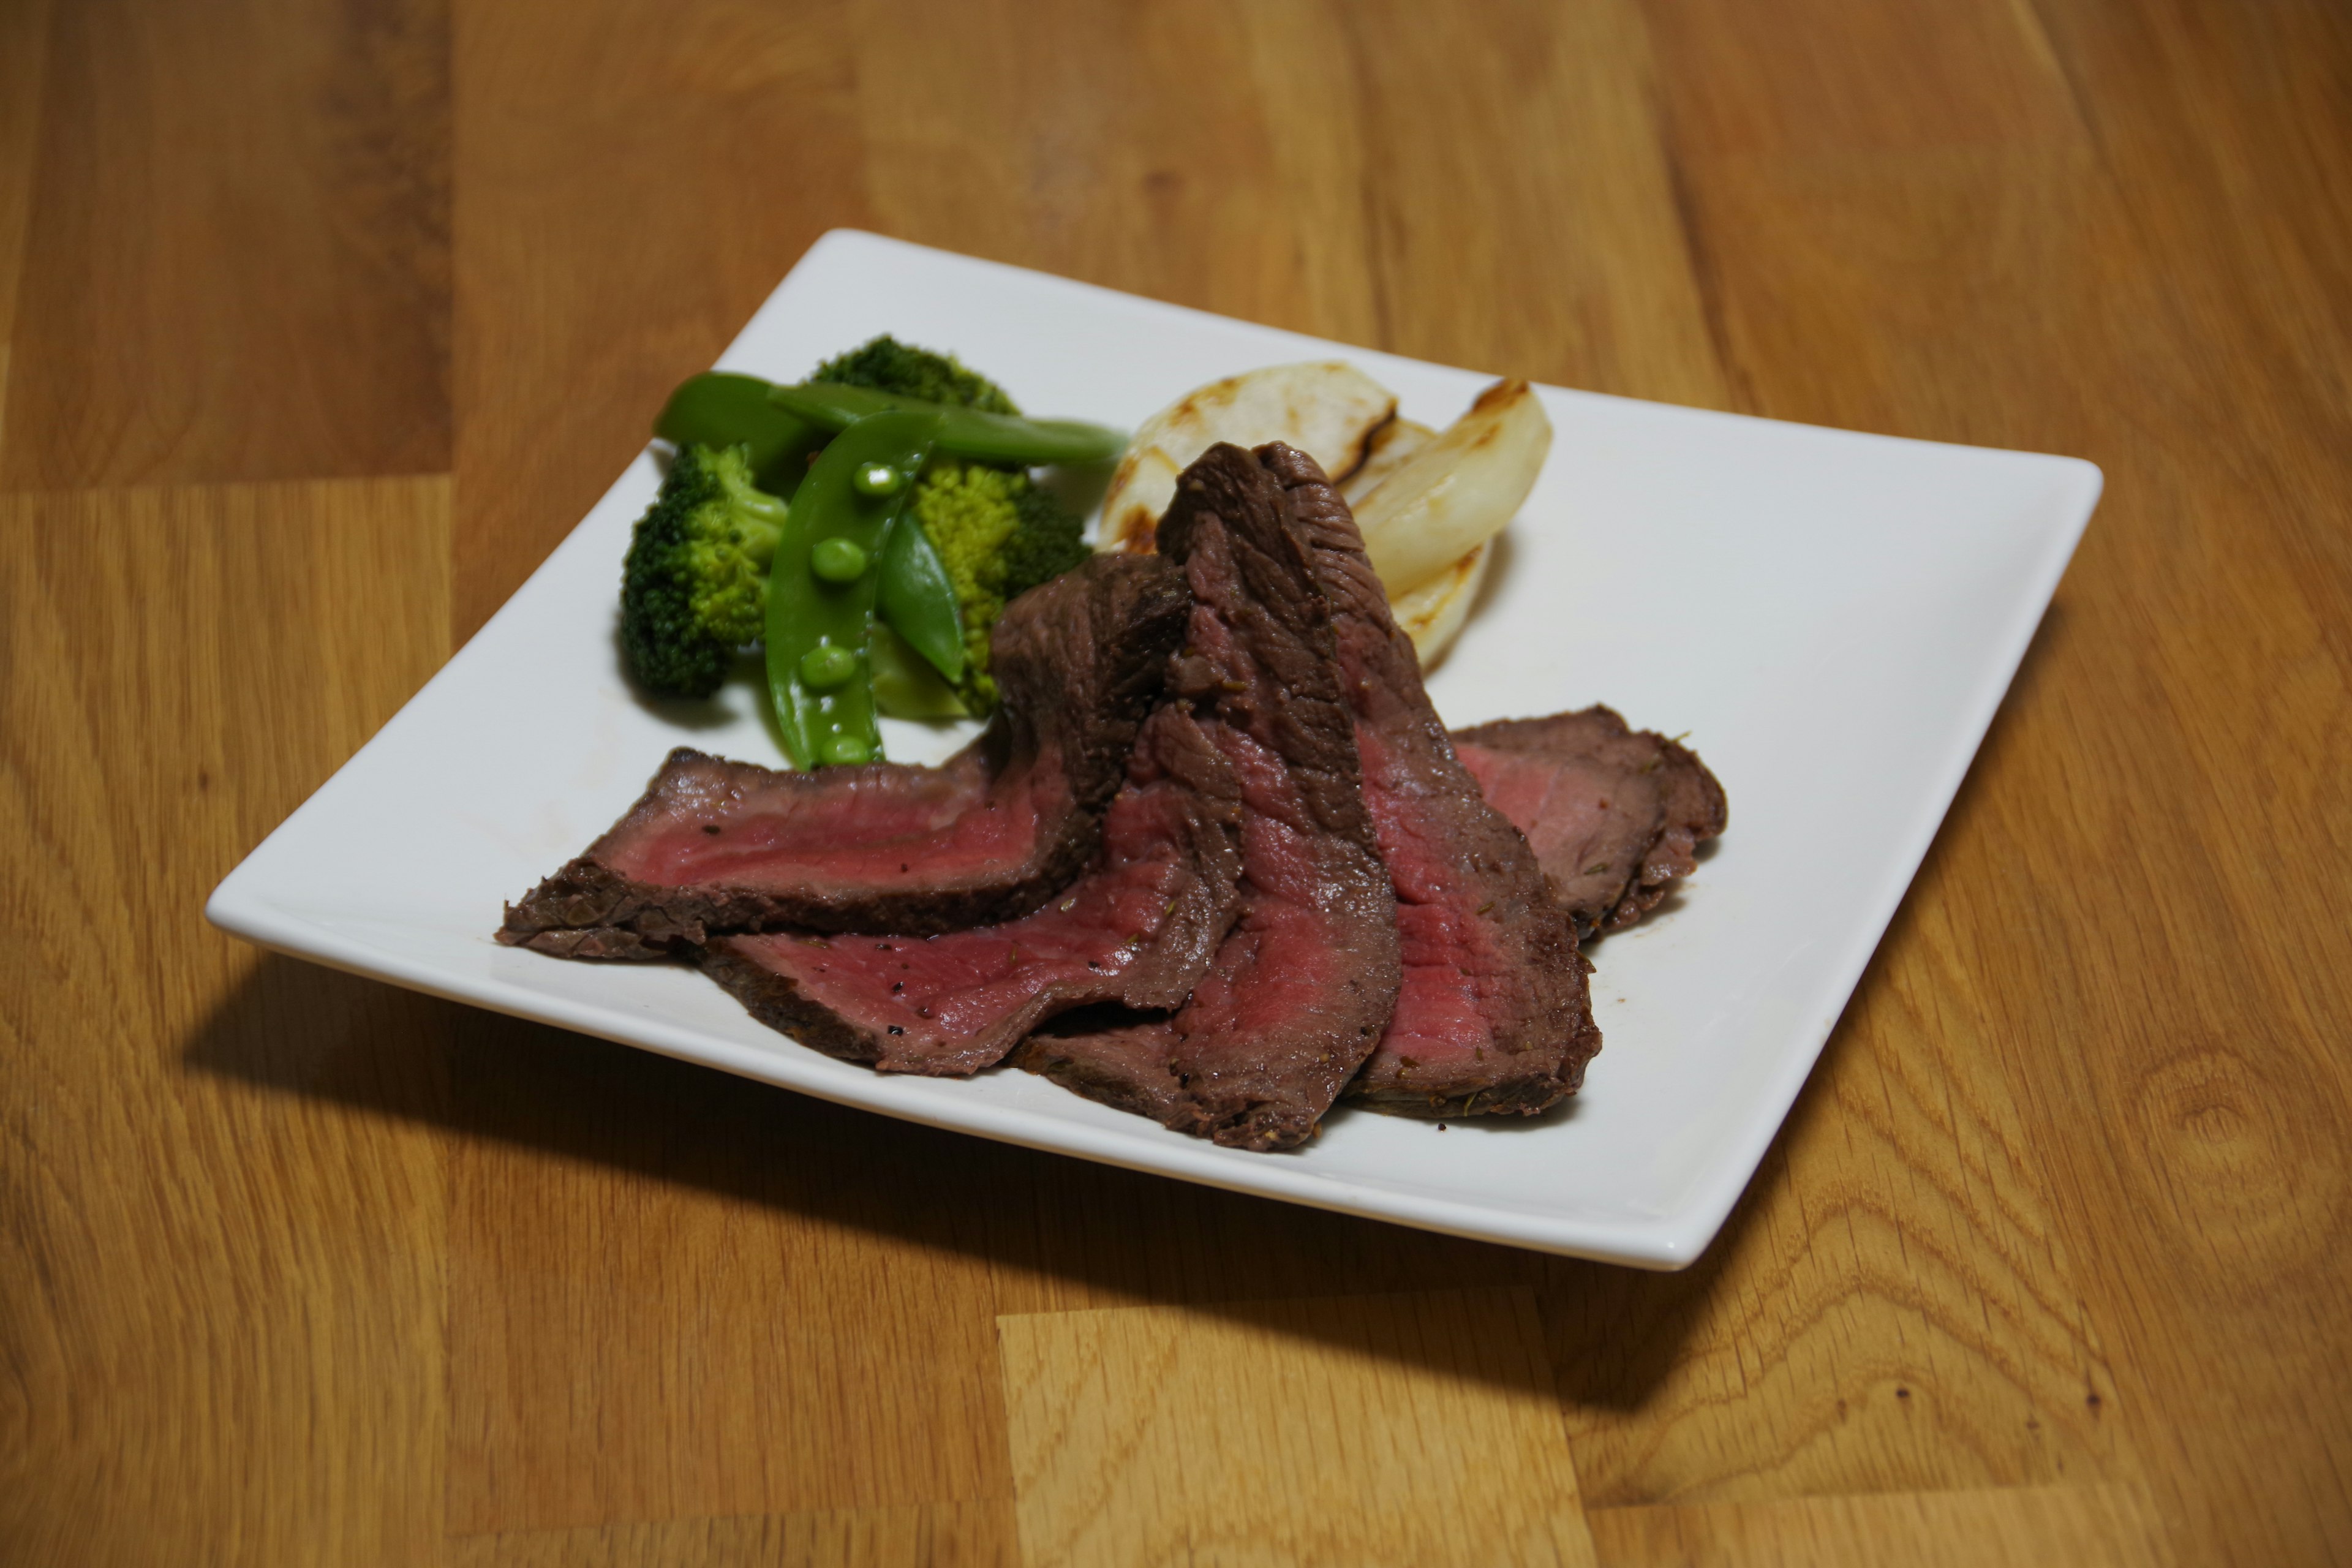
[1,0,450,491]
[1331,0,1730,406]
[443,1031,1014,1532]
[1547,880,2139,1506]
[1635,4,2352,1561]
[854,0,1725,405]
[449,0,871,641]
[2,1,2350,1563]
[445,1502,1017,1568]
[0,0,55,444]
[1588,1482,2174,1567]
[0,478,454,1563]
[999,1290,1597,1567]
[853,0,1374,345]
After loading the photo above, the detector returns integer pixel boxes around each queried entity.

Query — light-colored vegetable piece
[1392,540,1493,666]
[1340,418,1436,507]
[1362,420,1489,666]
[1354,379,1551,597]
[1101,446,1183,549]
[1103,361,1397,551]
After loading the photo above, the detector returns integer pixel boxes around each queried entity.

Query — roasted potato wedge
[1354,380,1551,597]
[1393,540,1493,667]
[1103,361,1396,551]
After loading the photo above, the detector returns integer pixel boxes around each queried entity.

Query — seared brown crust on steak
[693,706,1245,1076]
[1257,443,1598,1120]
[498,554,1187,954]
[1015,443,1402,1151]
[1452,707,1726,940]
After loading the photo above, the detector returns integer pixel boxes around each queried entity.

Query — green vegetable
[618,444,788,699]
[798,643,858,688]
[811,336,1019,413]
[764,411,941,769]
[654,373,825,496]
[770,382,1126,468]
[792,336,1096,710]
[907,462,1090,710]
[869,622,969,720]
[631,338,1106,733]
[876,503,967,684]
[810,537,870,583]
[998,482,1094,601]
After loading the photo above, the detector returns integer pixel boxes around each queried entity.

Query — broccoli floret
[909,461,1090,711]
[1001,483,1093,600]
[810,336,1019,415]
[619,444,787,698]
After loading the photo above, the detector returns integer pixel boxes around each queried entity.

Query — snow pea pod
[655,372,826,496]
[876,508,967,684]
[765,410,941,768]
[869,623,968,720]
[769,381,1126,467]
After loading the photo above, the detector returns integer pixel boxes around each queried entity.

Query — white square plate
[207,230,2097,1268]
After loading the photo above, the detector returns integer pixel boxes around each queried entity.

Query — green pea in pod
[764,410,941,768]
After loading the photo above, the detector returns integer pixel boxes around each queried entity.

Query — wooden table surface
[5,1,2348,1563]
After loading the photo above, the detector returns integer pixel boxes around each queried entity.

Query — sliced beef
[499,553,1188,957]
[1452,707,1726,939]
[1015,443,1401,1151]
[696,705,1244,1075]
[1250,443,1598,1119]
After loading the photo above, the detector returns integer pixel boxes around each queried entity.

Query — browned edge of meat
[689,704,1246,1079]
[1256,443,1599,1120]
[1013,442,1402,1152]
[1451,706,1727,940]
[497,553,1188,956]
[694,938,877,1061]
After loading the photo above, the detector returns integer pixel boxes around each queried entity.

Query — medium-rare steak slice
[1452,707,1727,939]
[1015,722,1395,1145]
[1254,443,1598,1120]
[695,706,1244,1075]
[1016,443,1402,1152]
[499,554,1188,957]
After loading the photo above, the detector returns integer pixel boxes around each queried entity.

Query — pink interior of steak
[1156,727,1379,1098]
[500,554,1191,950]
[1253,441,1594,1115]
[1452,744,1656,927]
[703,706,1245,1078]
[594,747,1048,896]
[1450,706,1726,938]
[1341,720,1591,1111]
[1351,728,1531,1078]
[1018,721,1388,1147]
[1016,446,1403,1151]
